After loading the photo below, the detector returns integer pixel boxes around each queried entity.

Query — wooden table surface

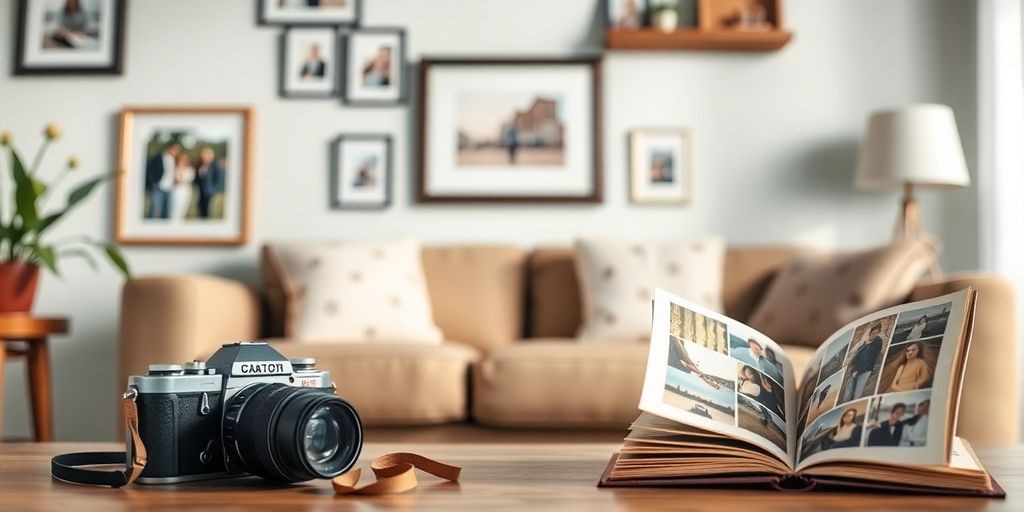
[0,442,1018,511]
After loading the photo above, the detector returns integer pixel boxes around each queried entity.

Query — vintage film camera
[124,342,362,484]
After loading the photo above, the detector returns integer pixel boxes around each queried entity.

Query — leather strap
[51,393,147,488]
[332,452,461,496]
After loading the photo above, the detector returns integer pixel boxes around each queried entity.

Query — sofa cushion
[747,240,938,348]
[264,239,442,344]
[574,237,726,340]
[472,340,648,427]
[421,245,526,353]
[269,340,479,425]
[527,246,802,339]
[263,244,525,353]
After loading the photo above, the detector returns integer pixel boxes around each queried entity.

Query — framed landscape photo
[630,128,693,204]
[342,28,406,106]
[330,134,391,210]
[418,58,603,203]
[115,107,254,246]
[14,0,126,75]
[259,0,359,26]
[280,28,338,98]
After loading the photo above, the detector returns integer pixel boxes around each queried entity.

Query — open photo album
[598,286,1005,496]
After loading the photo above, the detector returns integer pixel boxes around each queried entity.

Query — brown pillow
[746,240,939,348]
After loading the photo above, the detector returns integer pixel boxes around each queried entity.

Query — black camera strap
[50,392,148,488]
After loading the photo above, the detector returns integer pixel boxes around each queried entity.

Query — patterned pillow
[264,239,443,344]
[574,237,725,341]
[746,239,939,347]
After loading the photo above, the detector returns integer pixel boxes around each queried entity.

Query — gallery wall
[0,0,977,440]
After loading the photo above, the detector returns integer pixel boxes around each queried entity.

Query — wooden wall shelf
[605,28,793,52]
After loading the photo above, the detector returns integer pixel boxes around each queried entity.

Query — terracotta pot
[0,262,40,313]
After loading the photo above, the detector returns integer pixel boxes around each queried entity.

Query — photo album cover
[598,287,1005,497]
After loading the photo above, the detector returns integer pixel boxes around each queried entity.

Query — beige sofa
[118,245,1020,445]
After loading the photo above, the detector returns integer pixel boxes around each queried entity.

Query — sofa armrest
[910,272,1019,445]
[118,275,262,389]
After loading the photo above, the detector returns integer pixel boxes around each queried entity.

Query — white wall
[0,0,978,440]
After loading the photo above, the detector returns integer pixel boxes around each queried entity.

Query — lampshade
[854,104,970,190]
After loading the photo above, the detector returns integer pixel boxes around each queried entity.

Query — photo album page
[794,289,972,470]
[639,288,799,465]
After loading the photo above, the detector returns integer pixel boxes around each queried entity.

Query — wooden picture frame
[329,134,392,210]
[279,27,339,99]
[341,27,407,106]
[629,127,693,204]
[115,106,254,246]
[258,0,360,27]
[417,57,603,203]
[14,0,127,75]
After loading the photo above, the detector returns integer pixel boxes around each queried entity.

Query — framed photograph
[605,0,648,29]
[280,28,338,98]
[115,107,254,246]
[14,0,126,75]
[630,128,693,204]
[342,28,406,106]
[259,0,359,26]
[418,58,603,203]
[330,135,391,210]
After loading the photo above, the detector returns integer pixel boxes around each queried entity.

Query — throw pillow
[264,239,443,344]
[574,237,725,341]
[746,239,939,348]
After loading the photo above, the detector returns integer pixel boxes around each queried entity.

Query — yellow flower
[0,131,10,146]
[67,155,79,169]
[44,123,62,141]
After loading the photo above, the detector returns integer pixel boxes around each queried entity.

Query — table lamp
[854,104,970,240]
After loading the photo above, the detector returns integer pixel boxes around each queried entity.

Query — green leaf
[10,150,39,230]
[31,244,58,276]
[59,247,98,271]
[32,178,47,197]
[36,173,114,235]
[103,244,131,279]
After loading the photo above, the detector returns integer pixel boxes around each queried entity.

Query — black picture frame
[330,134,392,210]
[279,27,339,99]
[340,27,407,107]
[14,0,127,75]
[258,0,361,27]
[416,57,604,204]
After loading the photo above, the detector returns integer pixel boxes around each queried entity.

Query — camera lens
[224,383,362,482]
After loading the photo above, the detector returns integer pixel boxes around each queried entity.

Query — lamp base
[894,182,943,277]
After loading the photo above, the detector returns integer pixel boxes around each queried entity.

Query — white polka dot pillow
[574,237,725,341]
[265,239,443,344]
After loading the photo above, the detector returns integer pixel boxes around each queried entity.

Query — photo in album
[799,398,869,461]
[865,389,931,447]
[736,393,787,452]
[729,334,785,385]
[670,303,729,355]
[664,337,737,427]
[891,302,952,343]
[877,337,941,394]
[836,315,896,405]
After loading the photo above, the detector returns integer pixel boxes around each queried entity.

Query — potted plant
[650,1,679,32]
[0,124,130,313]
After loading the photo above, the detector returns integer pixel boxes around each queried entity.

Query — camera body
[126,342,361,484]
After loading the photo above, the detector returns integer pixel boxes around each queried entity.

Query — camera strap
[50,392,148,488]
[332,452,461,496]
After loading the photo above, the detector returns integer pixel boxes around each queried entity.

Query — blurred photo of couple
[143,138,226,221]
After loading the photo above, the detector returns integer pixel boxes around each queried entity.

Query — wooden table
[0,442,1017,511]
[0,316,68,442]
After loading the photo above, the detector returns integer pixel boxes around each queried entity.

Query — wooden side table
[0,315,68,442]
